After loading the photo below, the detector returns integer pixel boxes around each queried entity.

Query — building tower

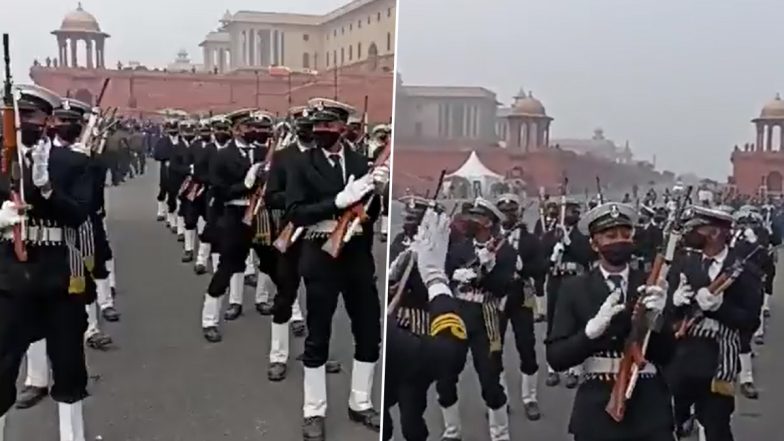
[51,3,110,69]
[731,94,784,197]
[502,88,553,152]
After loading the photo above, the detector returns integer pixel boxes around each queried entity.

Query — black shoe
[379,233,387,243]
[348,408,380,431]
[101,306,120,322]
[534,313,546,323]
[740,381,759,399]
[326,360,342,374]
[565,373,579,389]
[245,274,258,287]
[86,332,113,350]
[676,414,695,438]
[203,326,222,343]
[442,438,462,441]
[763,308,771,318]
[15,386,48,409]
[156,215,165,221]
[303,416,325,441]
[177,234,184,242]
[194,264,207,275]
[255,302,273,315]
[224,304,242,320]
[268,362,287,381]
[182,250,194,263]
[291,320,306,337]
[523,401,541,421]
[754,334,765,345]
[545,372,560,387]
[111,287,117,298]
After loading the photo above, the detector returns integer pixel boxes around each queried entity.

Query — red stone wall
[30,59,393,122]
[731,150,784,195]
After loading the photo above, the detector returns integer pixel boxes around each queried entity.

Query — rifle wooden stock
[273,222,298,253]
[243,138,276,226]
[673,272,733,338]
[321,200,369,258]
[2,34,26,262]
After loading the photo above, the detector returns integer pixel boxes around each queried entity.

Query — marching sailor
[285,98,388,440]
[183,120,213,265]
[153,119,179,227]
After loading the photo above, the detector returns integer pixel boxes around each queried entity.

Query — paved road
[387,207,782,441]
[8,170,385,441]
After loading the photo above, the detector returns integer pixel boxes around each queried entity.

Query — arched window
[367,42,378,71]
[767,171,783,192]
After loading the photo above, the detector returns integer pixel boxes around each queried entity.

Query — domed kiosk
[501,88,553,152]
[51,3,110,68]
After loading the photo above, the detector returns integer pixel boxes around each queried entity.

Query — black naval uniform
[153,134,178,218]
[196,137,224,273]
[668,245,762,441]
[183,136,212,236]
[169,134,192,235]
[633,218,664,273]
[0,140,92,419]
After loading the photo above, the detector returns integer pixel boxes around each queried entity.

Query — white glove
[672,273,694,307]
[453,268,478,284]
[637,284,666,314]
[189,164,195,175]
[695,287,723,312]
[30,142,50,188]
[515,256,524,272]
[334,174,374,209]
[244,163,263,189]
[550,242,565,262]
[744,227,758,244]
[585,291,626,339]
[371,165,390,188]
[411,209,451,285]
[476,247,496,271]
[0,201,24,230]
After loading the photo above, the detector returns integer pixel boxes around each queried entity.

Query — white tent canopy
[445,151,504,198]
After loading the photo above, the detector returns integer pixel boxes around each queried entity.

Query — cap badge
[610,204,619,218]
[62,100,71,110]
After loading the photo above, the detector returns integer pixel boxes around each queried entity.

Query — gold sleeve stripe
[430,313,467,340]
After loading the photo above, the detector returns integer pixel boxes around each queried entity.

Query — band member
[153,119,179,226]
[546,202,674,441]
[170,120,194,242]
[384,203,467,441]
[436,197,516,441]
[183,120,213,265]
[669,206,762,441]
[633,205,666,273]
[532,200,558,322]
[201,110,279,342]
[542,199,593,387]
[0,85,92,441]
[285,99,388,440]
[368,125,391,242]
[194,116,232,275]
[495,193,547,420]
[265,109,313,381]
[174,119,200,261]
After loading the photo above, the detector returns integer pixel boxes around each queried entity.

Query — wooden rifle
[77,78,110,156]
[596,176,605,205]
[322,136,391,258]
[243,134,276,225]
[1,34,26,261]
[537,186,547,233]
[674,244,762,338]
[605,185,692,422]
[550,175,569,267]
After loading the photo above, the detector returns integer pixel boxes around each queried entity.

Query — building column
[756,123,764,151]
[85,39,94,69]
[219,49,225,73]
[779,124,784,151]
[766,124,773,151]
[70,38,78,67]
[544,124,550,148]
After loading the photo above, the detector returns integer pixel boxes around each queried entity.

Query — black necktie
[329,154,343,184]
[607,275,625,302]
[702,257,715,275]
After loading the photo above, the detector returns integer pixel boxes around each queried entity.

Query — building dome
[59,3,101,33]
[760,93,784,119]
[511,89,547,117]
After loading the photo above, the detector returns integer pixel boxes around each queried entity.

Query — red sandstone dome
[759,93,784,119]
[510,89,548,117]
[58,4,102,33]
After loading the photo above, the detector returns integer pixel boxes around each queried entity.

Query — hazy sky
[396,0,784,179]
[3,0,346,81]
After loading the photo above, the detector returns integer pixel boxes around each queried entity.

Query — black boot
[303,416,325,441]
[102,306,120,322]
[177,233,184,242]
[564,372,579,389]
[224,304,242,320]
[203,326,222,343]
[268,362,287,381]
[523,401,541,421]
[348,408,380,431]
[255,302,273,315]
[740,381,759,399]
[291,320,306,337]
[194,263,207,275]
[244,274,257,287]
[182,250,194,263]
[86,332,113,350]
[545,372,560,387]
[15,386,48,409]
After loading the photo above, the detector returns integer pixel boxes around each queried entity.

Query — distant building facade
[730,94,784,196]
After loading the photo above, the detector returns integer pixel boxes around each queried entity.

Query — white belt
[226,199,250,207]
[582,356,657,375]
[2,226,64,243]
[455,289,489,303]
[308,220,338,234]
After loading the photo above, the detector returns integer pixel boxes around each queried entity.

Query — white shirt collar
[321,145,345,162]
[169,135,179,145]
[703,246,729,266]
[599,263,630,286]
[297,140,313,152]
[235,137,248,148]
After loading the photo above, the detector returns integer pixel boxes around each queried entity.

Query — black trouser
[168,176,185,216]
[546,274,565,337]
[200,194,221,248]
[0,248,88,416]
[136,152,146,175]
[207,206,278,298]
[183,191,207,231]
[383,323,431,441]
[436,300,506,410]
[534,274,546,299]
[674,378,735,441]
[271,240,302,324]
[299,238,380,368]
[740,330,753,354]
[574,431,675,441]
[156,161,168,202]
[500,296,538,376]
[91,214,113,280]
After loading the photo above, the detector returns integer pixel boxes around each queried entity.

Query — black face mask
[21,123,43,146]
[683,230,708,249]
[599,241,635,266]
[56,123,83,144]
[564,214,580,226]
[200,134,212,142]
[344,131,359,142]
[313,132,341,150]
[378,135,389,144]
[182,134,195,143]
[214,132,231,144]
[167,130,178,137]
[297,129,314,143]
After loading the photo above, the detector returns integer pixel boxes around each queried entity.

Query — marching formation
[384,180,780,441]
[149,98,391,441]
